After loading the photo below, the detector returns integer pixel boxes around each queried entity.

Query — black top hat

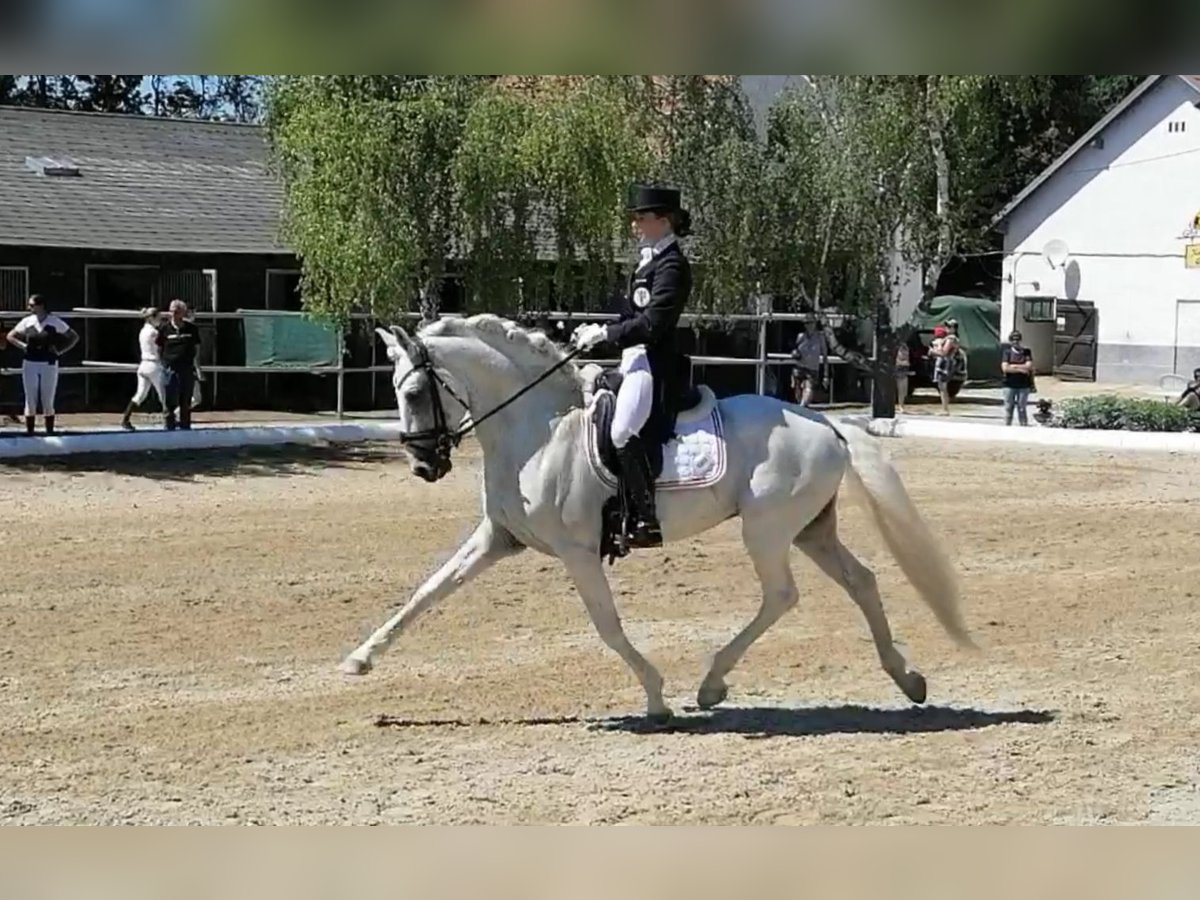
[627,183,681,213]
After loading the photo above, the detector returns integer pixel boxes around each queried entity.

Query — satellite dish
[1043,238,1070,268]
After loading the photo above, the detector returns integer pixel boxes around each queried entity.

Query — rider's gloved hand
[572,323,608,351]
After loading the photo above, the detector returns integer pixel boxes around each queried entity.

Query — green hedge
[1051,394,1198,432]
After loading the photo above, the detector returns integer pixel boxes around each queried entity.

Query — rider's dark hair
[670,208,693,238]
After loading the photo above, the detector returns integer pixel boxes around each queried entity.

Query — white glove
[572,323,608,350]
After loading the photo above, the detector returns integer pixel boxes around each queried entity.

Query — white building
[994,75,1200,383]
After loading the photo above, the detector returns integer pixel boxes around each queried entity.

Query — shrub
[1051,394,1199,432]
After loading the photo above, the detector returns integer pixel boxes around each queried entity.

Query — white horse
[342,314,973,721]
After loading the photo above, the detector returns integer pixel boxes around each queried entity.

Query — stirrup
[626,517,663,548]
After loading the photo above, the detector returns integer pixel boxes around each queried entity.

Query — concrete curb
[851,414,1200,453]
[4,409,1198,460]
[0,420,405,460]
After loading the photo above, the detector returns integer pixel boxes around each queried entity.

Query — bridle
[394,333,582,472]
[394,337,470,467]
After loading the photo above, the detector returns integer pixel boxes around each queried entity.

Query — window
[24,155,81,177]
[266,269,302,310]
[0,266,29,311]
[1022,297,1055,323]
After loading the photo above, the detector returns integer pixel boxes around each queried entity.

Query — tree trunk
[418,277,440,322]
[924,76,952,298]
[813,201,839,307]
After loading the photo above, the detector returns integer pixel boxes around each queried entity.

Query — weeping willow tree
[264,76,482,323]
[454,77,649,315]
[627,76,770,316]
[267,76,650,322]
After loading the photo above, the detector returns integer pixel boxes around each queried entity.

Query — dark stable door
[1053,298,1097,381]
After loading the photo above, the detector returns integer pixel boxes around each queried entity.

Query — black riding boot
[121,401,136,431]
[617,436,663,548]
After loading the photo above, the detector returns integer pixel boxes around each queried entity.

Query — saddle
[584,354,725,564]
[590,369,701,480]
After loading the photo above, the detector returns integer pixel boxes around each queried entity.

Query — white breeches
[132,362,166,407]
[22,361,58,416]
[611,346,653,449]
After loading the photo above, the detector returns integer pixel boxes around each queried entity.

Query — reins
[455,346,583,440]
[397,337,583,455]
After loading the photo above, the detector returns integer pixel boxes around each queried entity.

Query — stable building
[0,106,353,412]
[994,74,1200,384]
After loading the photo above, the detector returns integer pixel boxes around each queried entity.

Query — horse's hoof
[696,682,728,710]
[903,672,927,705]
[340,656,372,676]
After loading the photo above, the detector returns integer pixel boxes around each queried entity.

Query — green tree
[72,76,146,114]
[621,76,771,315]
[447,77,648,314]
[266,76,481,323]
[217,76,264,123]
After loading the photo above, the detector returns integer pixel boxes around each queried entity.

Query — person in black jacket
[157,299,202,431]
[573,183,693,548]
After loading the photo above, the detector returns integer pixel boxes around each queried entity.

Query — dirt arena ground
[3,436,1199,825]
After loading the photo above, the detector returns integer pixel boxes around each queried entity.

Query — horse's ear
[375,325,413,359]
[389,325,414,348]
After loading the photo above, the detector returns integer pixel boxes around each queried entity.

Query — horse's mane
[419,314,583,392]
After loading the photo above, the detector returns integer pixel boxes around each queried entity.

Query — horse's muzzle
[411,456,452,482]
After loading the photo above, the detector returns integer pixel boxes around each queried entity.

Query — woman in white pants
[121,307,167,431]
[4,294,78,436]
[572,184,693,549]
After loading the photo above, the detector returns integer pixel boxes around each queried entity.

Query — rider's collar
[636,232,677,270]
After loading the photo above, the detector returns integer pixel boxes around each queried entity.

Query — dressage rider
[572,183,693,549]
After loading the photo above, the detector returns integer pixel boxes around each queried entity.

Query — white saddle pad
[586,385,727,492]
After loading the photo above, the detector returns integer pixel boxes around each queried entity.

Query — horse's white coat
[344,315,973,719]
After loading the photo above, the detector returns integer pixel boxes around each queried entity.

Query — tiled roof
[0,107,289,254]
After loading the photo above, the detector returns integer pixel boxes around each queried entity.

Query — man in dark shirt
[1001,330,1034,426]
[157,299,202,431]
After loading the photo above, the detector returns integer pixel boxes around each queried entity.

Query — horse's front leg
[560,549,671,722]
[341,518,522,675]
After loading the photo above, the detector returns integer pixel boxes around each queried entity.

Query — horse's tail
[837,421,975,649]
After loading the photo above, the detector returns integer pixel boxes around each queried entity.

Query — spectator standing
[895,342,912,414]
[1001,330,1035,426]
[121,307,167,431]
[157,299,202,431]
[4,294,79,435]
[790,320,827,407]
[931,324,954,416]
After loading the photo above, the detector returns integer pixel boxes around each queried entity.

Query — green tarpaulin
[240,312,339,368]
[909,295,1002,382]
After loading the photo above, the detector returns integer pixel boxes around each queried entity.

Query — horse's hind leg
[696,521,799,710]
[793,501,927,704]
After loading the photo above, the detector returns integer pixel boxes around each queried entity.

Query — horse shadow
[591,704,1056,737]
[374,704,1055,738]
[0,441,400,482]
